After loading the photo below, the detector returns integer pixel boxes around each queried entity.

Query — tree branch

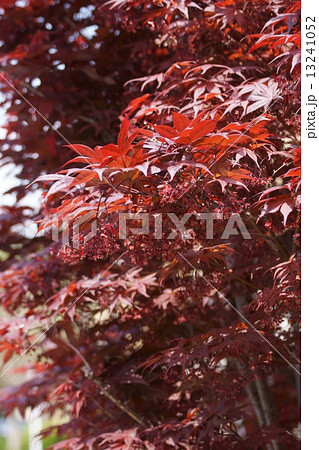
[65,341,146,427]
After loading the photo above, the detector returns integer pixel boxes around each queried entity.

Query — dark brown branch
[65,341,146,427]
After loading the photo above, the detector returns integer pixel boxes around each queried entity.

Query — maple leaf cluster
[0,0,300,449]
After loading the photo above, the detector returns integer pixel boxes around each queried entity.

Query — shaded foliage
[0,0,300,449]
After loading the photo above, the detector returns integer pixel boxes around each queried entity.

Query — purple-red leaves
[0,0,300,449]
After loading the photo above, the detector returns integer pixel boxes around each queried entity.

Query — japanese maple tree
[0,0,300,449]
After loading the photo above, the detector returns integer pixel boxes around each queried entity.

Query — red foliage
[0,0,300,448]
